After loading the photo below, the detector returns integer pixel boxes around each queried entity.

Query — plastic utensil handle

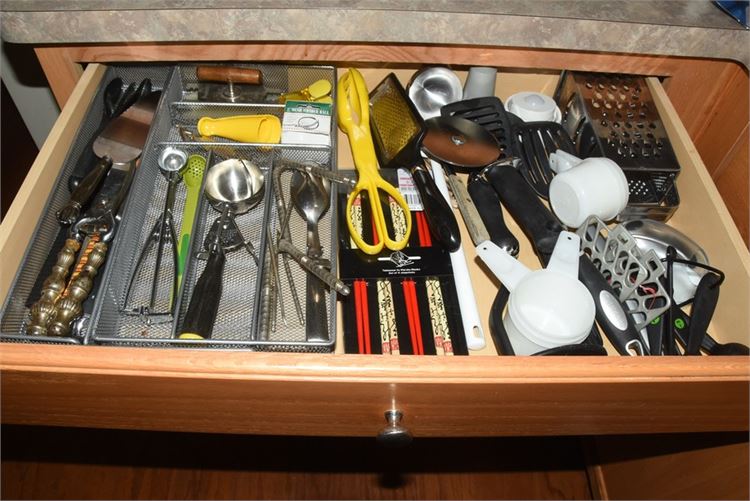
[686,272,721,355]
[484,163,562,263]
[179,250,225,340]
[411,165,461,252]
[578,257,645,356]
[57,156,112,225]
[467,174,519,256]
[196,65,262,84]
[429,161,485,350]
[671,308,750,355]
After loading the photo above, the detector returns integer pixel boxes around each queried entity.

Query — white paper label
[397,168,423,211]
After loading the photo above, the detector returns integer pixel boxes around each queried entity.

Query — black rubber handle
[467,173,520,256]
[483,163,561,263]
[671,307,749,355]
[645,316,665,356]
[686,272,721,355]
[578,257,646,355]
[179,250,225,340]
[411,165,461,252]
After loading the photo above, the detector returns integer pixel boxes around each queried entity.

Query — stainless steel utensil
[407,67,463,119]
[178,159,264,340]
[291,171,331,342]
[124,147,186,321]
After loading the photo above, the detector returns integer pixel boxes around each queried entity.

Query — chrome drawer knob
[376,410,412,447]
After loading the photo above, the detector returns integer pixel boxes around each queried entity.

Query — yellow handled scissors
[337,68,412,255]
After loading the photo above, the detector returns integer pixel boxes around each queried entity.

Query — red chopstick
[402,279,424,355]
[361,281,371,354]
[417,212,432,247]
[354,279,371,355]
[355,279,364,354]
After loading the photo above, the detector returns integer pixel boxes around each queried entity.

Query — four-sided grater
[554,71,680,221]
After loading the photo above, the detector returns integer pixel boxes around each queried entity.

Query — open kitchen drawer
[1,63,748,438]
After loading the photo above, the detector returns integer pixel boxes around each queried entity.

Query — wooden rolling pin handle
[196,66,262,85]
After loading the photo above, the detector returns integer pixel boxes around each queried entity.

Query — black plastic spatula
[685,272,722,355]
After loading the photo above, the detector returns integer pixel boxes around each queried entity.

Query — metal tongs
[260,159,353,335]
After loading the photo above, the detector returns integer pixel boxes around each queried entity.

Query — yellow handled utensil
[337,68,411,255]
[197,114,281,143]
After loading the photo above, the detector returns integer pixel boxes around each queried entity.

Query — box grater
[554,71,680,221]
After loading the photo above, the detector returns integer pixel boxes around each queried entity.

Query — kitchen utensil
[194,65,267,103]
[484,163,645,355]
[512,121,577,199]
[670,306,750,355]
[197,115,281,143]
[56,88,157,225]
[123,147,187,320]
[27,90,160,337]
[420,115,519,257]
[368,72,460,252]
[548,151,629,228]
[554,71,680,221]
[405,67,488,350]
[685,271,722,355]
[477,231,595,355]
[178,158,265,340]
[279,79,333,104]
[337,68,412,255]
[196,65,262,85]
[577,216,671,333]
[622,219,708,304]
[466,173,520,256]
[463,67,497,100]
[407,67,463,119]
[291,171,331,343]
[441,96,515,161]
[506,92,562,123]
[177,153,209,290]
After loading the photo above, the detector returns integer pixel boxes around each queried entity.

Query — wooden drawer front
[1,346,748,436]
[1,63,749,437]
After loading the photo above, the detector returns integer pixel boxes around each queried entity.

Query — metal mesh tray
[90,63,337,350]
[177,63,335,105]
[0,64,173,344]
[255,152,338,353]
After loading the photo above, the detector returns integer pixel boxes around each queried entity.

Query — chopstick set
[339,169,466,356]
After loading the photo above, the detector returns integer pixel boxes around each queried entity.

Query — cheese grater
[554,71,680,221]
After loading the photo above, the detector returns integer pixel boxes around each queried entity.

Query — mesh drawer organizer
[2,63,338,351]
[0,65,172,344]
[554,71,681,221]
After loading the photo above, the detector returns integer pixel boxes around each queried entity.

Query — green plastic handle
[176,154,207,291]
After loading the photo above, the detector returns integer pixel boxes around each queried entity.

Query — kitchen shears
[337,68,411,255]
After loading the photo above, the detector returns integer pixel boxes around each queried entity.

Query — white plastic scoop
[476,232,596,355]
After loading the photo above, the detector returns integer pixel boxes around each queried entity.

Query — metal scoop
[178,158,265,340]
[124,147,187,322]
